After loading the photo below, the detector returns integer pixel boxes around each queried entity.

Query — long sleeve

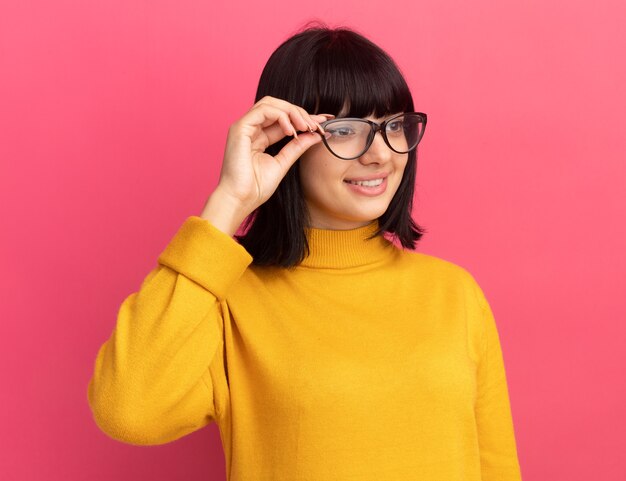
[472,281,523,480]
[87,216,252,445]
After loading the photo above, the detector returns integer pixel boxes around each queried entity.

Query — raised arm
[87,97,331,445]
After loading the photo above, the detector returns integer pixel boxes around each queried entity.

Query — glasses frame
[317,111,427,160]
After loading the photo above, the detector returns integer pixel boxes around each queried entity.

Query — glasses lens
[323,119,371,159]
[385,114,425,153]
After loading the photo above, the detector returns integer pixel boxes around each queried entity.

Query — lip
[343,172,390,182]
[343,176,388,197]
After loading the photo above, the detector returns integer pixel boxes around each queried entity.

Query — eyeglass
[317,112,427,160]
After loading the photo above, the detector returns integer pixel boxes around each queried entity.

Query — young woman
[88,25,523,481]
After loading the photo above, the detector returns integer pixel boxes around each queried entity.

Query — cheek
[299,160,325,201]
[397,154,409,171]
[394,157,409,182]
[299,157,343,193]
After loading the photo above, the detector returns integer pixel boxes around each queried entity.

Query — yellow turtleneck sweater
[87,216,523,480]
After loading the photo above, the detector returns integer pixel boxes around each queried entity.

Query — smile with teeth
[344,177,385,187]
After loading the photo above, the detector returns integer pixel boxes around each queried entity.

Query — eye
[387,120,404,133]
[328,126,356,137]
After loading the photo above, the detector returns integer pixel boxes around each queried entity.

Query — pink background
[1,1,625,480]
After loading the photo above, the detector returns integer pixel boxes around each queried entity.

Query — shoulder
[396,250,494,353]
[394,248,478,283]
[393,248,487,304]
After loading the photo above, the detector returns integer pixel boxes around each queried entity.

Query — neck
[300,219,394,269]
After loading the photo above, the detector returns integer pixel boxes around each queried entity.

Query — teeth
[346,178,384,187]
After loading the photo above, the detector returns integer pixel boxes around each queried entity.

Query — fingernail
[292,127,298,139]
[320,113,335,118]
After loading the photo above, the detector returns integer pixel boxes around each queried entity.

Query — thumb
[273,131,323,172]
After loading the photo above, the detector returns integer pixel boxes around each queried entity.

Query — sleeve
[472,280,523,481]
[86,216,253,446]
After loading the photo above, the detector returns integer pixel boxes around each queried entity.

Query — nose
[359,130,392,165]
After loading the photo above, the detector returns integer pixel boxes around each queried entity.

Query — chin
[364,198,393,214]
[346,206,389,223]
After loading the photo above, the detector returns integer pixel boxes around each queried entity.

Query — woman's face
[298,113,409,230]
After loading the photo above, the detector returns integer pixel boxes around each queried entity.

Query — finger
[252,99,312,134]
[272,131,323,173]
[254,96,327,134]
[251,110,311,152]
[249,106,330,149]
[294,106,318,132]
[254,97,336,134]
[301,112,336,134]
[276,102,322,133]
[312,113,335,121]
[252,121,296,151]
[243,104,299,139]
[255,114,328,150]
[248,100,335,145]
[290,111,334,136]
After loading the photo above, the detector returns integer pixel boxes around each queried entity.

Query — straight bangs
[258,28,415,119]
[305,32,414,119]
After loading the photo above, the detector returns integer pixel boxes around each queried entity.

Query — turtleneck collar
[300,220,395,269]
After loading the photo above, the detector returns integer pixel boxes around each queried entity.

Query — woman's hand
[200,96,333,235]
[219,96,333,210]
